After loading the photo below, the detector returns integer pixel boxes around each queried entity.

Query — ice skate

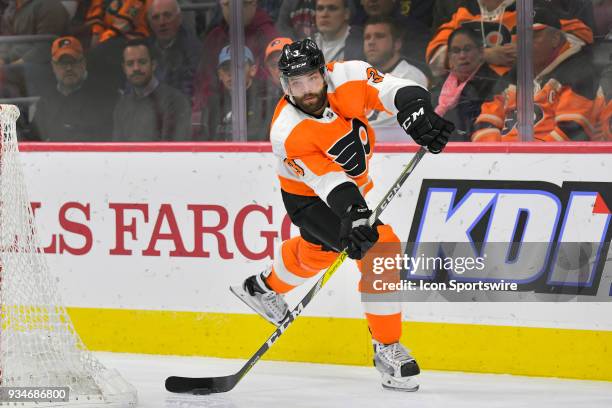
[373,340,420,392]
[230,272,289,326]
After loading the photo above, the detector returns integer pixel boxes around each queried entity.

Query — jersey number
[284,158,305,177]
[327,119,371,177]
[366,67,384,83]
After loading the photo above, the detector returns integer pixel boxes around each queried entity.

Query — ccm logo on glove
[400,107,425,131]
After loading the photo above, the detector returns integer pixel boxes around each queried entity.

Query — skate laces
[379,343,414,368]
[261,292,288,320]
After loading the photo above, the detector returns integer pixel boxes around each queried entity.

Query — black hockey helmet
[278,39,325,78]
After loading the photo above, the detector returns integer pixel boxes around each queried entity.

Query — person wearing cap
[147,0,200,99]
[31,36,118,141]
[472,7,599,142]
[197,45,267,141]
[264,37,293,90]
[192,0,279,112]
[112,39,191,141]
[262,37,293,129]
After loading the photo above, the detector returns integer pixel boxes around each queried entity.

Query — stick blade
[165,375,236,394]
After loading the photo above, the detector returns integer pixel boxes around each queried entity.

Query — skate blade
[229,284,280,327]
[381,374,419,392]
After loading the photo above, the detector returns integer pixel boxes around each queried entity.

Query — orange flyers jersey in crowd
[427,0,593,76]
[86,0,152,44]
[270,60,423,201]
[601,99,612,141]
[472,43,598,142]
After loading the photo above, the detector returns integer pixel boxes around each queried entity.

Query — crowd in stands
[0,0,610,142]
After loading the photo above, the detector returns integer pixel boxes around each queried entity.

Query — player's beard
[293,85,328,115]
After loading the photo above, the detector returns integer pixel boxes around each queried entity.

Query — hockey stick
[165,146,428,395]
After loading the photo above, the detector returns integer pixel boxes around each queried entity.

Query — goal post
[0,104,137,406]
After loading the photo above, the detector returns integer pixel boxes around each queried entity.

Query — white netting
[0,105,137,407]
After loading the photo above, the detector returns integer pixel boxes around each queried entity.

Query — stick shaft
[237,147,427,383]
[166,147,428,394]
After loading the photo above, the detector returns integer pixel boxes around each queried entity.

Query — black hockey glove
[396,99,454,154]
[339,205,379,260]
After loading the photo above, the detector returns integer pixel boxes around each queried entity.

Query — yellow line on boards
[67,307,612,382]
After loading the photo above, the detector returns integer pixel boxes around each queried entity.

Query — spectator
[313,0,363,62]
[148,0,199,99]
[192,0,279,111]
[85,0,153,47]
[198,45,268,141]
[0,0,69,65]
[85,0,156,99]
[354,0,431,62]
[276,0,316,39]
[427,0,594,78]
[430,27,499,141]
[0,0,69,98]
[263,37,293,128]
[363,17,429,85]
[113,39,191,141]
[472,9,599,142]
[363,16,431,139]
[31,36,118,141]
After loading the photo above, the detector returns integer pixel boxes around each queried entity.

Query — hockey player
[230,39,453,391]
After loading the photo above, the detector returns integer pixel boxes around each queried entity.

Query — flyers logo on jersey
[462,21,512,47]
[327,119,371,177]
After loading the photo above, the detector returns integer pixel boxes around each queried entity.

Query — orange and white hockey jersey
[427,0,593,77]
[86,0,152,44]
[601,99,612,141]
[472,41,599,142]
[269,60,424,202]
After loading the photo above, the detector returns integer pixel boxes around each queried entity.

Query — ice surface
[95,352,612,408]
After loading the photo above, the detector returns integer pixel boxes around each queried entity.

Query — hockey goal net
[0,104,137,406]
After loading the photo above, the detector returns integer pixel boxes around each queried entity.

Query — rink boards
[18,142,612,381]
